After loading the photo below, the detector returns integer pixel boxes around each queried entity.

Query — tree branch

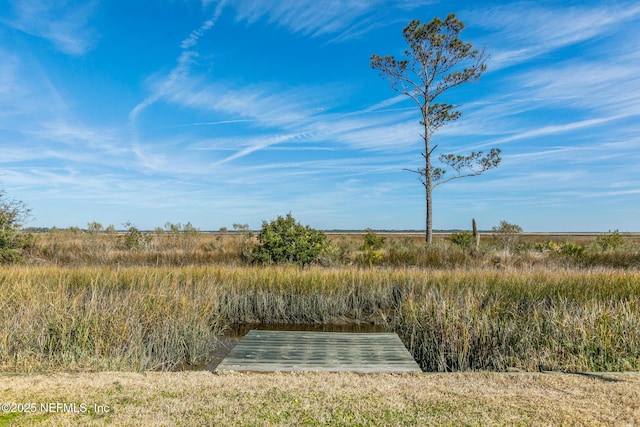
[433,148,501,188]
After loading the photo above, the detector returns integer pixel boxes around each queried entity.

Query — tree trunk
[424,105,433,244]
[425,184,432,243]
[472,218,479,250]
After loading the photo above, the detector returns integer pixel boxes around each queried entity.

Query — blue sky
[1,0,639,232]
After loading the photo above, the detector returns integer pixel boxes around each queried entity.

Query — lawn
[1,371,638,426]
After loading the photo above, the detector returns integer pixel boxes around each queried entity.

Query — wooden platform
[216,330,421,373]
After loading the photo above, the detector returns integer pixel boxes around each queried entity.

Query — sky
[1,0,639,232]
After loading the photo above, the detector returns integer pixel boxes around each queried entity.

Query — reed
[392,270,640,372]
[0,267,223,372]
[2,265,639,372]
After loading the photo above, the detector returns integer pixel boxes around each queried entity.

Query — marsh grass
[31,231,230,266]
[0,267,223,372]
[2,265,639,372]
[26,230,640,270]
[393,270,640,372]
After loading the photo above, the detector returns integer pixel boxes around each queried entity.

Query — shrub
[359,228,386,266]
[164,222,199,235]
[0,190,33,263]
[450,231,474,249]
[560,242,585,257]
[120,222,150,250]
[315,241,343,266]
[596,230,624,250]
[232,223,255,262]
[252,213,327,266]
[87,221,103,233]
[363,228,385,251]
[543,241,585,258]
[492,220,522,255]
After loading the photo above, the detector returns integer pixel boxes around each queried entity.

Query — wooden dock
[216,330,421,373]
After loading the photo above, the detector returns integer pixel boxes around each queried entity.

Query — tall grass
[30,231,240,266]
[211,267,402,325]
[26,230,640,269]
[2,266,639,372]
[0,267,223,372]
[392,270,640,372]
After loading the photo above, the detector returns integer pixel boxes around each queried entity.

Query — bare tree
[371,14,501,243]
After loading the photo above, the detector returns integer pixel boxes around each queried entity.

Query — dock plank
[216,330,421,373]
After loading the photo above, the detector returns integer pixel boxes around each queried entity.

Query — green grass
[0,412,22,427]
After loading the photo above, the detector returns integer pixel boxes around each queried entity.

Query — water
[179,322,388,371]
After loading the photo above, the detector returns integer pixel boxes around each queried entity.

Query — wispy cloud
[513,56,640,116]
[0,51,58,119]
[213,132,312,165]
[0,51,19,99]
[306,111,419,152]
[470,2,640,69]
[4,0,636,231]
[506,137,640,167]
[181,0,227,49]
[127,0,433,171]
[125,0,640,192]
[229,0,382,37]
[130,0,327,126]
[0,55,136,178]
[432,14,640,153]
[0,50,132,168]
[485,115,629,147]
[129,51,198,121]
[1,0,98,55]
[362,95,412,113]
[226,0,435,41]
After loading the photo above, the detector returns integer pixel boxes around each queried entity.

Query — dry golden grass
[1,371,638,426]
[27,229,640,269]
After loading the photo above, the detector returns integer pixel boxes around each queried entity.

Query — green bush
[560,242,585,257]
[120,222,150,250]
[359,228,386,266]
[543,241,585,258]
[363,228,385,251]
[0,190,33,263]
[252,213,328,266]
[356,228,385,267]
[450,231,474,249]
[596,230,624,250]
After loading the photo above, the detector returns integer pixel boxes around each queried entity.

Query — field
[2,230,639,425]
